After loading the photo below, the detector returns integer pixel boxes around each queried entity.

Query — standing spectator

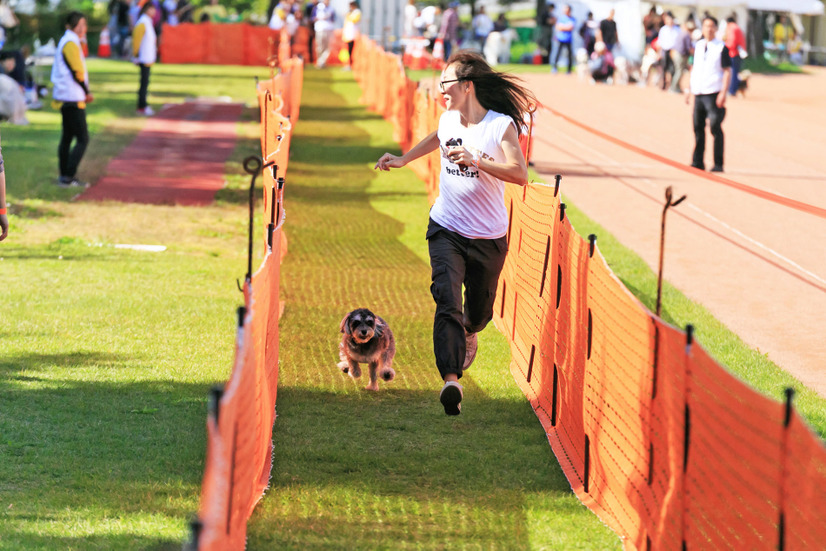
[374,51,536,416]
[0,144,8,241]
[313,0,335,68]
[552,4,575,74]
[492,13,508,33]
[438,2,459,61]
[268,1,288,30]
[132,1,157,116]
[724,14,746,96]
[51,11,93,188]
[579,11,597,56]
[773,15,789,61]
[657,11,679,90]
[342,1,361,69]
[163,0,178,25]
[304,0,318,64]
[176,0,195,24]
[687,15,731,173]
[643,6,662,45]
[670,19,693,93]
[598,9,619,53]
[148,0,162,36]
[537,2,556,64]
[788,29,804,65]
[403,0,418,37]
[111,0,130,57]
[472,6,493,45]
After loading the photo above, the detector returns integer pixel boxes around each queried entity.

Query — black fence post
[656,186,686,317]
[778,387,795,551]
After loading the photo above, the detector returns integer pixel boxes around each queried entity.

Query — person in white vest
[132,1,158,116]
[375,50,536,416]
[686,15,731,173]
[50,11,93,188]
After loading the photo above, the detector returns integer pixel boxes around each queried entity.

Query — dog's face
[340,308,383,344]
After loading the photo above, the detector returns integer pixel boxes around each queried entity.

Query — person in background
[472,5,493,45]
[492,12,508,33]
[579,11,597,56]
[598,8,619,53]
[342,1,361,69]
[132,1,157,116]
[0,143,8,241]
[643,6,662,45]
[773,15,789,62]
[788,29,804,65]
[552,4,575,74]
[724,14,746,96]
[670,18,693,93]
[163,0,178,25]
[438,1,459,61]
[656,11,679,90]
[687,15,731,173]
[374,50,536,416]
[403,0,418,37]
[304,0,317,64]
[51,11,93,188]
[176,0,194,23]
[536,2,555,64]
[312,0,335,68]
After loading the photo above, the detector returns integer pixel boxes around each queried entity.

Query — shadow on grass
[1,352,215,549]
[247,382,577,549]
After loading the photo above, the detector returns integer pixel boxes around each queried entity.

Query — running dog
[338,308,396,391]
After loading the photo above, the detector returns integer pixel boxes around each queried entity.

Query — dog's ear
[340,313,351,335]
[374,317,386,338]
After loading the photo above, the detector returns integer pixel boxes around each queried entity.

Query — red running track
[79,101,244,206]
[522,67,826,398]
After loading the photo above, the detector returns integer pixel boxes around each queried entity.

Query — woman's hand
[446,146,475,169]
[374,152,406,171]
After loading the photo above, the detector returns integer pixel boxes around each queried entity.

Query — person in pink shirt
[724,14,746,96]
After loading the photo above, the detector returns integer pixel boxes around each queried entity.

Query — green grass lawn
[0,58,268,550]
[1,58,823,550]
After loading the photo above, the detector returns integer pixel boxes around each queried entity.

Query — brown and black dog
[338,308,396,391]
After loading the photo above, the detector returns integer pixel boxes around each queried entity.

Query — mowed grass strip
[245,68,619,549]
[1,59,268,550]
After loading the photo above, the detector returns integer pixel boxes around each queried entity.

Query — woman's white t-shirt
[430,109,515,239]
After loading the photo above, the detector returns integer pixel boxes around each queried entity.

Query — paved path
[521,67,826,397]
[80,101,244,205]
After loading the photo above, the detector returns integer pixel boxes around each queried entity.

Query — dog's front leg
[338,358,361,379]
[365,361,379,391]
[338,341,361,379]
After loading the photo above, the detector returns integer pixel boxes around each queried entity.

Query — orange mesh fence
[353,40,826,550]
[160,24,310,66]
[193,58,302,550]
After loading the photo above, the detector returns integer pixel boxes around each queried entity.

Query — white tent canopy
[747,0,824,15]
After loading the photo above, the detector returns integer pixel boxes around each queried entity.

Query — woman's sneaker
[439,381,463,416]
[463,331,478,370]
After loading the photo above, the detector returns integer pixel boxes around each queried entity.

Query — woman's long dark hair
[446,50,537,136]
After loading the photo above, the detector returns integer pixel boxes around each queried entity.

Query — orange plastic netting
[353,36,826,550]
[194,56,301,550]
